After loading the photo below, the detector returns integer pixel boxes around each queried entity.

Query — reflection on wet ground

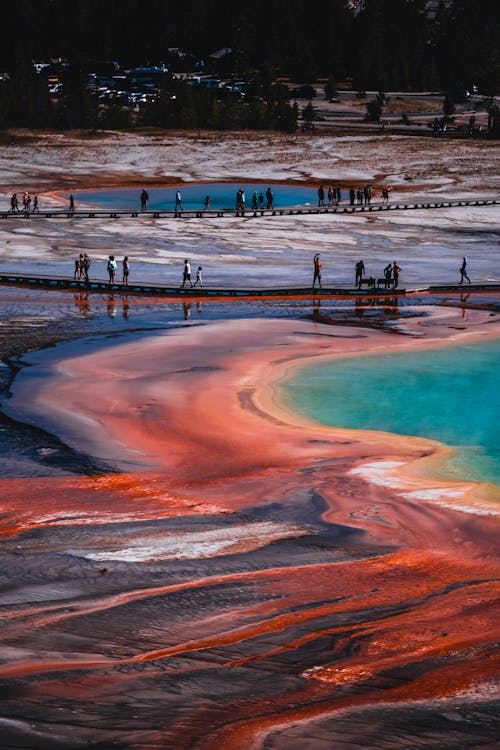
[0,290,499,750]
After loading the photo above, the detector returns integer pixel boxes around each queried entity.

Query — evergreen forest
[1,0,498,132]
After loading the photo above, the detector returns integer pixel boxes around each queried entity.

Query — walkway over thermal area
[1,197,499,220]
[1,273,499,298]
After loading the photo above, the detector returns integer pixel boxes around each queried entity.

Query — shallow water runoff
[282,338,500,488]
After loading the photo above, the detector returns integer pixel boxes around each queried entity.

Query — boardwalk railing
[1,197,499,220]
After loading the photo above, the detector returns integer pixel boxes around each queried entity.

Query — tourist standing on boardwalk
[107,255,117,283]
[140,189,149,212]
[355,260,365,288]
[74,256,81,280]
[313,253,322,289]
[82,253,91,283]
[194,266,203,287]
[384,263,393,288]
[459,256,471,284]
[174,190,182,211]
[122,256,130,285]
[393,261,401,288]
[69,194,75,213]
[251,191,258,210]
[204,195,210,210]
[33,195,38,212]
[258,192,264,209]
[349,187,355,206]
[317,185,325,207]
[266,187,274,209]
[10,193,19,212]
[181,259,193,288]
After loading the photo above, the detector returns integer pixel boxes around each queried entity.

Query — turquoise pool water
[282,339,500,486]
[71,183,346,211]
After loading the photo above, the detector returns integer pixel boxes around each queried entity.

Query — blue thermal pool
[70,183,347,211]
[281,338,500,487]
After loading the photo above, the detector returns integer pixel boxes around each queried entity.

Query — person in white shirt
[181,259,192,287]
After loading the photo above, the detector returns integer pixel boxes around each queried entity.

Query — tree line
[0,0,498,132]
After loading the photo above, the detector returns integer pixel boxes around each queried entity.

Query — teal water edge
[70,183,346,211]
[281,338,500,487]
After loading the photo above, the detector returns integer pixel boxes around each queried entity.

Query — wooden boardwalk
[1,197,499,220]
[1,272,499,298]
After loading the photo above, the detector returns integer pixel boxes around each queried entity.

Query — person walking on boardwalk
[251,191,258,211]
[174,190,182,211]
[393,261,401,288]
[266,187,274,209]
[140,189,149,212]
[317,185,325,207]
[10,193,19,213]
[181,259,193,288]
[355,259,365,288]
[194,266,203,287]
[69,194,75,213]
[313,253,322,290]
[381,186,390,203]
[204,195,210,210]
[459,256,471,284]
[122,256,130,285]
[33,195,38,212]
[107,255,117,283]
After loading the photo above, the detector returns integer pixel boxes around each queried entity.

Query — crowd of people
[7,192,78,215]
[313,254,402,290]
[68,253,473,291]
[316,184,393,207]
[137,186,278,214]
[313,255,403,290]
[143,185,392,213]
[317,185,342,207]
[72,253,130,285]
[8,183,396,217]
[9,192,39,215]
